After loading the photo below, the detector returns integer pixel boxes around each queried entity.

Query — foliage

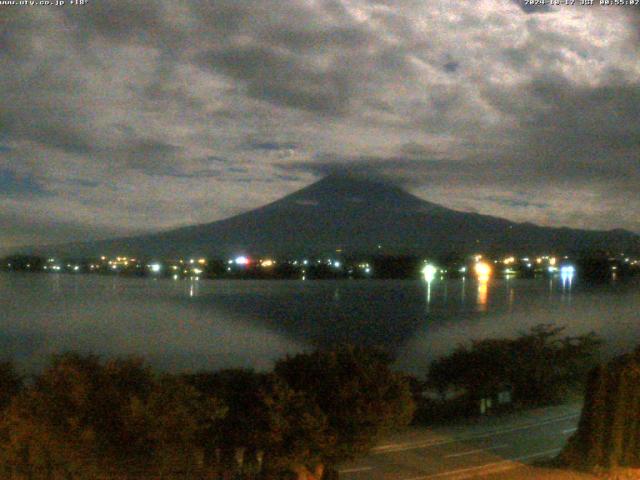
[275,345,416,464]
[561,347,640,470]
[0,347,416,478]
[186,369,331,477]
[427,324,601,407]
[0,353,226,478]
[0,361,22,411]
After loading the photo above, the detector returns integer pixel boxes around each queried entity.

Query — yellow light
[474,261,492,279]
[261,259,275,268]
[198,258,206,265]
[549,257,557,266]
[503,256,515,265]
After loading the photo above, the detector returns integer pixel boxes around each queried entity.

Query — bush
[427,324,601,409]
[0,353,226,478]
[0,347,416,479]
[0,361,21,411]
[275,346,416,466]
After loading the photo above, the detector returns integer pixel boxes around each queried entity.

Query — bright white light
[422,264,438,283]
[192,268,203,275]
[560,265,575,275]
[73,266,80,272]
[334,261,341,268]
[459,267,467,273]
[364,267,371,274]
[173,274,179,280]
[235,256,249,265]
[149,263,162,273]
[548,266,558,273]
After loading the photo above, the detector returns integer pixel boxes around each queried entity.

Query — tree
[275,346,415,471]
[138,375,227,476]
[0,353,158,476]
[0,361,21,411]
[561,347,640,469]
[427,325,601,408]
[186,369,331,478]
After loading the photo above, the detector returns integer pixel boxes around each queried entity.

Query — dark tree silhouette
[561,347,640,469]
[275,345,415,474]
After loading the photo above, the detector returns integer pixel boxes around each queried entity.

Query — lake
[1,272,638,376]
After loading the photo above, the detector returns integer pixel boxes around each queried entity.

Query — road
[337,403,582,480]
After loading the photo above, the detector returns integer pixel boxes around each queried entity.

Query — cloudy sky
[1,0,639,249]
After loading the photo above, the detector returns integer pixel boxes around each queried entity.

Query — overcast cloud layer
[1,0,639,249]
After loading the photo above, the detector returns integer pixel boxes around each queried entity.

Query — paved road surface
[338,403,581,480]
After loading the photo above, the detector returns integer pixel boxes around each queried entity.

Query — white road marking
[562,427,577,434]
[444,444,508,458]
[374,413,579,454]
[403,448,562,480]
[338,466,373,474]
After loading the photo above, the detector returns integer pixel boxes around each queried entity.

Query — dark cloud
[197,46,354,115]
[246,141,299,151]
[0,169,52,197]
[443,61,459,73]
[484,196,549,210]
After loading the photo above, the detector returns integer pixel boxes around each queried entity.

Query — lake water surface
[1,273,638,376]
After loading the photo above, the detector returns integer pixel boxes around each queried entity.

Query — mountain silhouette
[22,175,640,258]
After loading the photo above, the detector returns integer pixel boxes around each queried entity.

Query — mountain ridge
[13,175,640,258]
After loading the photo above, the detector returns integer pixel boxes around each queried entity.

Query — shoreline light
[560,265,575,275]
[235,256,250,265]
[422,263,438,283]
[474,261,492,280]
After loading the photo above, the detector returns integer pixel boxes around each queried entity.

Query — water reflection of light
[508,288,515,312]
[477,278,488,311]
[425,282,432,310]
[461,276,466,302]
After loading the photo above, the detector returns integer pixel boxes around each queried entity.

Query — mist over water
[1,273,638,376]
